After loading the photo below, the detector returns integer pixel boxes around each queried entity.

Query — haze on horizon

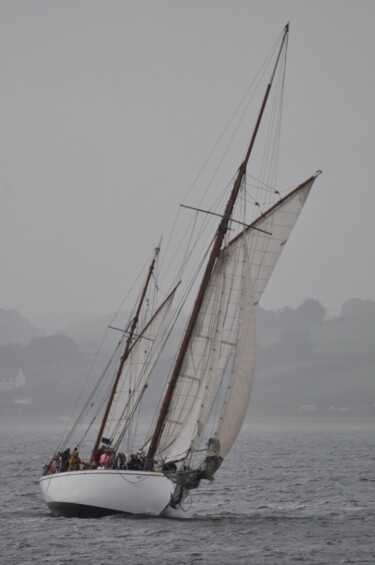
[1,0,374,328]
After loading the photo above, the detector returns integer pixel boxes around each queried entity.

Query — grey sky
[0,0,374,326]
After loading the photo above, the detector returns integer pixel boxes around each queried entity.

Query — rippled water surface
[1,424,374,564]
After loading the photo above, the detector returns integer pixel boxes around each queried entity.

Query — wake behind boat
[40,24,321,518]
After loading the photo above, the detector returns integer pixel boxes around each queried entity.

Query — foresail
[103,287,177,449]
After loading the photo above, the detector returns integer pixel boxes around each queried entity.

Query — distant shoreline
[2,412,374,429]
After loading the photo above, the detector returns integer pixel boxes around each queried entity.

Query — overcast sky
[0,0,374,327]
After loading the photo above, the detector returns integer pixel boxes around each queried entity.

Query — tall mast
[92,245,160,456]
[147,24,289,460]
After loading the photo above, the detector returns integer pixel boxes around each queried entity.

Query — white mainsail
[158,175,316,462]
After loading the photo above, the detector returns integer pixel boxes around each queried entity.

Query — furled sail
[103,286,177,448]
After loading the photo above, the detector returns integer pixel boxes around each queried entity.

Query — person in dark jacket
[127,454,143,470]
[60,448,70,472]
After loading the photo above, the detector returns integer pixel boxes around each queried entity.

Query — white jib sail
[103,287,177,447]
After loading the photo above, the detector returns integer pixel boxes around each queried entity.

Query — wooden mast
[147,24,289,460]
[92,245,160,456]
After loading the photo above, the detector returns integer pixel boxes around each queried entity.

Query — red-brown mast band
[146,25,290,461]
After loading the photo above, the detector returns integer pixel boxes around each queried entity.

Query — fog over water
[1,6,374,564]
[0,0,375,329]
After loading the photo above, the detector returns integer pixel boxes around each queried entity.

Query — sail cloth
[158,176,316,463]
[237,176,316,305]
[103,287,177,448]
[211,176,317,456]
[212,253,255,457]
[160,234,256,463]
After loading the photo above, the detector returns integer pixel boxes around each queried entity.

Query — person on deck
[52,451,61,473]
[42,458,55,475]
[68,448,82,471]
[116,452,127,469]
[91,447,103,468]
[99,449,116,469]
[127,453,143,470]
[60,448,71,472]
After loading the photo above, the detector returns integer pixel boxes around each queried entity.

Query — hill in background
[0,298,374,423]
[252,298,375,422]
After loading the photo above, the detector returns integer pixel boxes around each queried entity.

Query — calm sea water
[0,423,374,564]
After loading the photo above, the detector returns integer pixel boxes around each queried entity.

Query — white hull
[39,469,175,517]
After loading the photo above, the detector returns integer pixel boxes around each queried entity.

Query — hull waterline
[39,469,175,517]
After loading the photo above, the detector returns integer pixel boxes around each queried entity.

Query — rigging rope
[51,27,290,465]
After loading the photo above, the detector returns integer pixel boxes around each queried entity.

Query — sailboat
[40,24,320,517]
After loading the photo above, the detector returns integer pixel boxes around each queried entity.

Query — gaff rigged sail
[233,175,317,306]
[158,174,317,463]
